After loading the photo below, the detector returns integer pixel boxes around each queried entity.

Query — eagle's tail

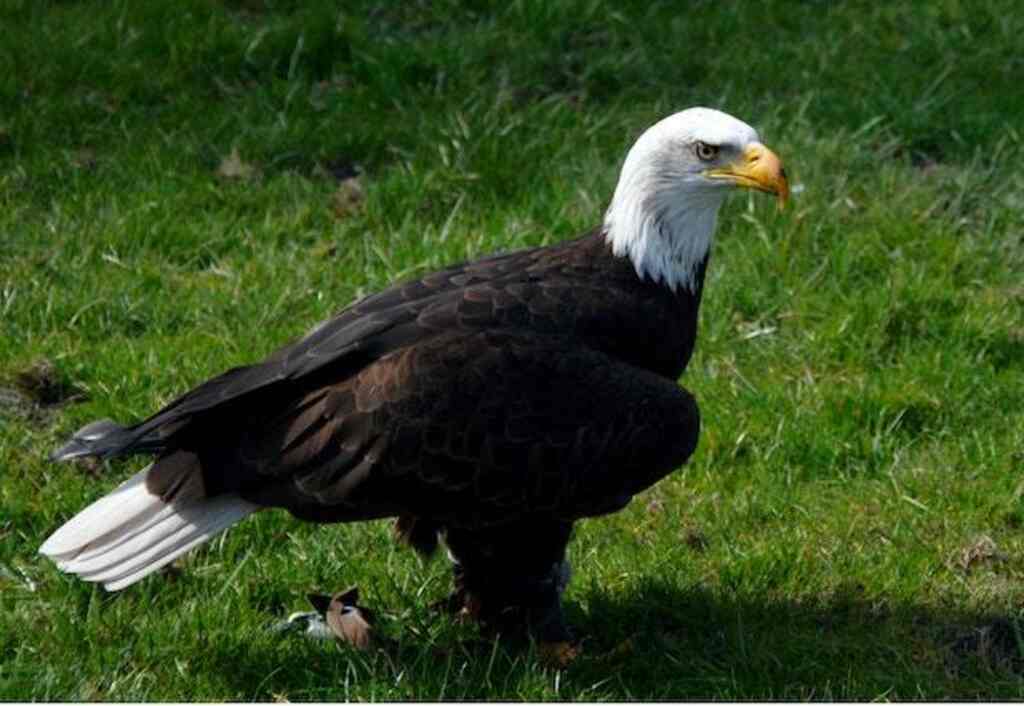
[39,455,258,591]
[50,418,164,461]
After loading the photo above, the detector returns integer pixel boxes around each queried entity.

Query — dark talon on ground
[539,640,583,669]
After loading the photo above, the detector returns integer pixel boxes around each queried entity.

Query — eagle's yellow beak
[706,143,789,207]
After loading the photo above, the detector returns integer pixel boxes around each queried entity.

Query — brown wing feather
[70,231,705,526]
[96,239,572,458]
[226,328,699,526]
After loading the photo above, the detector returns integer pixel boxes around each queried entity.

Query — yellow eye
[695,141,719,162]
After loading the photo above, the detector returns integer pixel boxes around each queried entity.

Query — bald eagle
[40,108,788,646]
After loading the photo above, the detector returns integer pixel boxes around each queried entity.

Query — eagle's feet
[445,559,575,646]
[539,640,582,669]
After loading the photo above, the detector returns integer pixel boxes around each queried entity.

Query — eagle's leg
[443,520,575,644]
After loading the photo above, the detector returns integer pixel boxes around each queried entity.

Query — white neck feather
[602,110,741,293]
[603,181,722,293]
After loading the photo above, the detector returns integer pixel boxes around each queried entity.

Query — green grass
[3,0,1024,699]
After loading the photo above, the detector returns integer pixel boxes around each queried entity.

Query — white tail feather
[39,467,162,559]
[39,464,258,591]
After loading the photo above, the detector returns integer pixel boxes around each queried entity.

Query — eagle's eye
[694,141,719,162]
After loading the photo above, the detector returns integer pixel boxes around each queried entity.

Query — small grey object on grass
[269,610,336,641]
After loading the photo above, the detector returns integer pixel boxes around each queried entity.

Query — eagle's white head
[604,107,788,292]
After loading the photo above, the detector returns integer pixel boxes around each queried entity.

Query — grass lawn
[3,0,1024,699]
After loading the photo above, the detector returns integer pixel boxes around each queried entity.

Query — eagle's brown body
[85,230,703,527]
[42,107,788,646]
[50,231,703,640]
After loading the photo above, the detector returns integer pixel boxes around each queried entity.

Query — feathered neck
[603,183,721,293]
[602,124,728,293]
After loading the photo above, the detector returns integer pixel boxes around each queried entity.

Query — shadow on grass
[203,578,1024,700]
[563,579,1023,700]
